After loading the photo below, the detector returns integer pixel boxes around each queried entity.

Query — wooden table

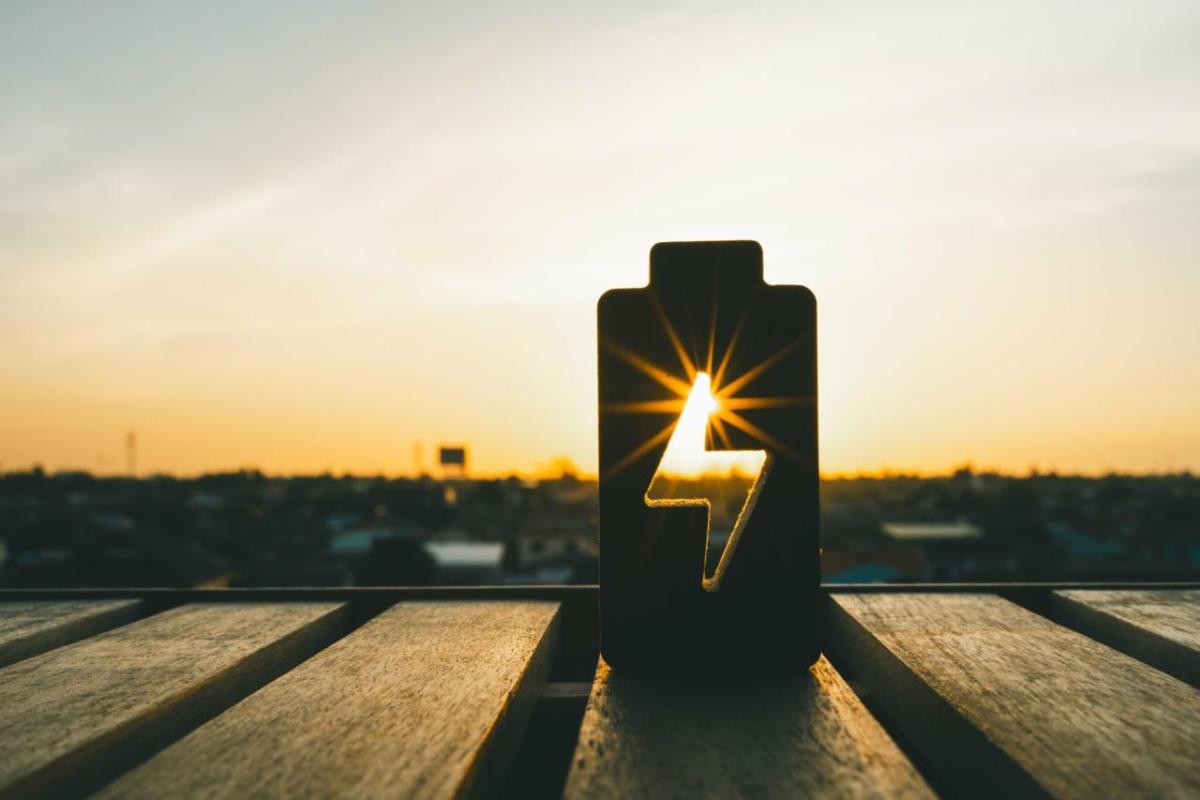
[0,585,1197,799]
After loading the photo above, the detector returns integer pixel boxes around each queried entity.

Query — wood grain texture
[1051,589,1200,687]
[100,600,561,800]
[563,656,934,799]
[0,602,346,800]
[0,600,141,667]
[830,593,1200,800]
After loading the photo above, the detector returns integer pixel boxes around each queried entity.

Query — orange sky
[1,1,1198,477]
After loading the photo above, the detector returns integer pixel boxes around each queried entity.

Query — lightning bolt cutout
[645,373,774,593]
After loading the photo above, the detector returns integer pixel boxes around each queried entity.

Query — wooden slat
[99,600,560,800]
[0,602,346,800]
[1051,589,1200,687]
[563,656,935,799]
[829,593,1200,800]
[0,600,141,667]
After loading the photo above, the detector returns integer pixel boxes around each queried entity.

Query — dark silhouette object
[356,538,436,586]
[597,241,819,674]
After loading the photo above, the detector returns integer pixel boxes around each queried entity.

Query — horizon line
[2,464,1195,482]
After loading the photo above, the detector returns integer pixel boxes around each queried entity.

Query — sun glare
[645,371,772,590]
[652,373,765,479]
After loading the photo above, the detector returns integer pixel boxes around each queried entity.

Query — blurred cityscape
[2,463,1199,589]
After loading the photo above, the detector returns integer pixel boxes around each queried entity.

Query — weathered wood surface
[1051,589,1200,687]
[830,593,1200,800]
[0,600,141,668]
[0,602,346,800]
[563,656,934,799]
[100,600,560,800]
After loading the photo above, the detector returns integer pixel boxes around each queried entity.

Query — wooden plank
[0,602,346,800]
[563,656,935,799]
[99,600,560,800]
[829,593,1200,800]
[1051,589,1200,687]
[0,600,142,667]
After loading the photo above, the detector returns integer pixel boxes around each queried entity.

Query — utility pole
[126,431,137,477]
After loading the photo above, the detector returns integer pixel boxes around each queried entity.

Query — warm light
[645,372,772,591]
[651,373,765,480]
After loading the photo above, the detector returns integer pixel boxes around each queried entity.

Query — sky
[1,0,1198,477]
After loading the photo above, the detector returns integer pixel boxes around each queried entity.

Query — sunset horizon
[3,1,1198,478]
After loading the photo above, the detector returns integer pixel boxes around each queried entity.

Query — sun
[651,373,765,480]
[598,294,812,482]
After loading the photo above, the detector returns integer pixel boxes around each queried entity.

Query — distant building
[503,505,598,583]
[880,519,999,581]
[328,516,429,557]
[881,521,983,541]
[424,541,503,584]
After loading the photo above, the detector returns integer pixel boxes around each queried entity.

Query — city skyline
[2,1,1198,476]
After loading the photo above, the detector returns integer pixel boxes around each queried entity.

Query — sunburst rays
[600,338,692,398]
[604,418,678,479]
[602,294,811,479]
[717,407,802,464]
[713,336,808,401]
[649,289,697,383]
[711,300,749,391]
[600,398,687,415]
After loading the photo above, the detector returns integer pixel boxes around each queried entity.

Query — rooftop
[882,520,984,541]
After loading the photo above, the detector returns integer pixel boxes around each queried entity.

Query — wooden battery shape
[597,241,820,674]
